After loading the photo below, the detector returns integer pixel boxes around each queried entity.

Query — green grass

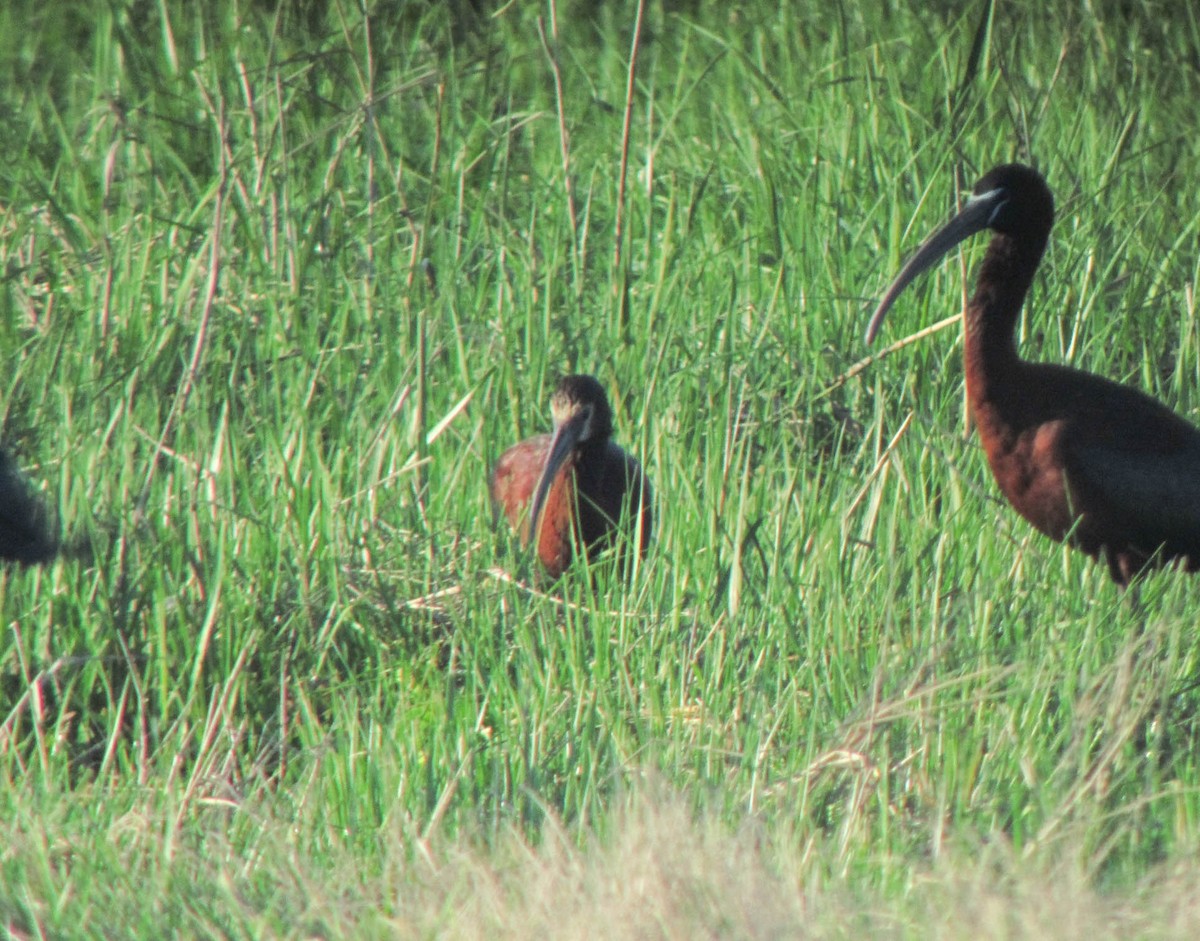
[3,0,1200,935]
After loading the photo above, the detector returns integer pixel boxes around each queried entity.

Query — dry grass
[292,789,1200,939]
[182,788,1200,940]
[6,773,1200,938]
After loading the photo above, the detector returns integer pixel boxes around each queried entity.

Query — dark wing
[0,448,58,565]
[1061,376,1200,553]
[1069,438,1200,550]
[581,442,653,552]
[1026,363,1200,550]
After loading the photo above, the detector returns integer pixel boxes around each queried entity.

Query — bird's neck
[576,437,609,464]
[963,231,1048,398]
[561,438,609,493]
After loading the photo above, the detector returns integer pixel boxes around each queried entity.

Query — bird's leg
[1105,549,1131,587]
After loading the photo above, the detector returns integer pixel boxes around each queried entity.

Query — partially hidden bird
[490,374,652,578]
[0,446,58,565]
[867,163,1200,585]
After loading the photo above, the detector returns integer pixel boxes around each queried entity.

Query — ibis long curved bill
[865,187,1008,344]
[528,406,590,547]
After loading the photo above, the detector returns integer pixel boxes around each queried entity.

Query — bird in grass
[0,446,58,565]
[490,374,652,578]
[867,163,1200,585]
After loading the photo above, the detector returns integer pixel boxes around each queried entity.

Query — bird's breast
[973,406,1077,541]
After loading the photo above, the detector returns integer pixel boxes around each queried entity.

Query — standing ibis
[867,163,1200,584]
[490,374,652,578]
[0,446,58,565]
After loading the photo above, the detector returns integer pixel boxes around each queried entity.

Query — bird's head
[866,163,1056,344]
[969,163,1055,240]
[529,374,615,546]
[549,374,614,444]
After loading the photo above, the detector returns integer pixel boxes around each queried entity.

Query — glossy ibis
[0,446,57,565]
[490,374,652,578]
[867,163,1200,585]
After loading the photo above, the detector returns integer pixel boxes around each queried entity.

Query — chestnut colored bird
[867,163,1200,585]
[0,446,58,565]
[490,375,652,578]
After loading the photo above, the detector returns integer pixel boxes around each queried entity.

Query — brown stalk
[614,0,647,286]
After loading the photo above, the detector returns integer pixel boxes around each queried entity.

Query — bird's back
[974,359,1200,578]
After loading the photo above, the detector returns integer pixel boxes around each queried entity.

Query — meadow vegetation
[3,0,1200,935]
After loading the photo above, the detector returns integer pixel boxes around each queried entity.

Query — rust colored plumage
[490,375,652,578]
[867,163,1200,584]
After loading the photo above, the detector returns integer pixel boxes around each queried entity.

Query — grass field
[3,0,1200,935]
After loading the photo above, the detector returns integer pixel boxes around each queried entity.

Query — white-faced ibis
[0,446,57,565]
[867,163,1200,585]
[490,374,652,578]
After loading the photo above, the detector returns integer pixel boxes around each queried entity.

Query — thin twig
[840,410,914,543]
[361,10,377,301]
[486,566,666,620]
[822,313,961,397]
[613,0,647,284]
[537,6,579,260]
